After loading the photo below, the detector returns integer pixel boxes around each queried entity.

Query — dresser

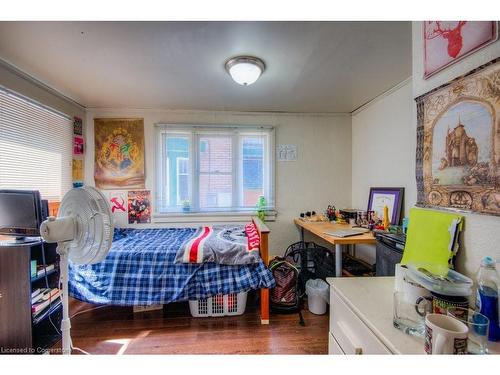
[327,277,424,354]
[327,276,500,355]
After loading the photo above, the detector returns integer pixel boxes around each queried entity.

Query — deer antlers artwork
[425,21,467,58]
[423,21,497,79]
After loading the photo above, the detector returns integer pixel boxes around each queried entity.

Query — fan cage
[57,186,113,265]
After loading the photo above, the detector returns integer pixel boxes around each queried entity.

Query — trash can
[305,279,329,315]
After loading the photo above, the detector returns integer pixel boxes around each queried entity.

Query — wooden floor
[51,295,329,355]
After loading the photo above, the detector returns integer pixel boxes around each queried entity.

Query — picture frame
[367,187,404,225]
[423,21,498,79]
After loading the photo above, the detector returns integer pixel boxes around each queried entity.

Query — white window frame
[176,157,189,205]
[155,124,275,219]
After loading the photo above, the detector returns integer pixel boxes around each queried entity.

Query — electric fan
[40,186,113,354]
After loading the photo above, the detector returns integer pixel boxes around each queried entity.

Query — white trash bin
[305,279,329,315]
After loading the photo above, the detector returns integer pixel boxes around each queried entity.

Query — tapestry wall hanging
[94,118,145,189]
[423,21,498,78]
[416,58,500,216]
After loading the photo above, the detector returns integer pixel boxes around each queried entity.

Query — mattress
[68,227,275,306]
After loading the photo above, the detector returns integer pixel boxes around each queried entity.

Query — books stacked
[34,264,55,278]
[32,288,61,317]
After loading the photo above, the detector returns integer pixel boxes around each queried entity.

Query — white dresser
[327,276,500,355]
[327,277,424,354]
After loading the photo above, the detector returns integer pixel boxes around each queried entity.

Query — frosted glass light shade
[225,56,265,86]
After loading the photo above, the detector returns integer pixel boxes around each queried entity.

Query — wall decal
[277,144,297,161]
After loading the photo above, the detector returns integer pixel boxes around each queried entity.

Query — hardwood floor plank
[52,298,329,354]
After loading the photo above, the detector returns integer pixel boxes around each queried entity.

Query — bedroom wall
[351,79,414,264]
[83,108,352,256]
[411,22,500,277]
[351,24,500,276]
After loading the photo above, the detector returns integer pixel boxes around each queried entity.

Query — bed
[69,217,274,324]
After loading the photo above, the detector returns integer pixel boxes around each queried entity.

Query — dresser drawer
[330,289,391,354]
[328,332,345,354]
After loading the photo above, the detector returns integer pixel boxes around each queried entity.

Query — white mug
[425,313,468,354]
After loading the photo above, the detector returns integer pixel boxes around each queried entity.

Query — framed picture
[415,58,500,216]
[423,21,498,78]
[367,187,404,225]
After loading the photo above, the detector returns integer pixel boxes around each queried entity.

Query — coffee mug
[431,292,469,315]
[425,313,468,354]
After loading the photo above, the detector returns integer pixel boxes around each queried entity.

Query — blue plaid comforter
[69,227,275,306]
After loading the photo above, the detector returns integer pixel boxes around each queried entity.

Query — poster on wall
[73,136,84,155]
[94,118,145,189]
[424,21,498,78]
[73,116,83,136]
[72,159,84,187]
[415,58,500,216]
[128,190,152,224]
[103,190,128,226]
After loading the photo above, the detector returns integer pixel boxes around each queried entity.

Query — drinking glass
[447,307,489,354]
[393,291,432,337]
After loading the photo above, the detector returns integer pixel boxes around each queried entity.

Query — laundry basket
[189,292,248,317]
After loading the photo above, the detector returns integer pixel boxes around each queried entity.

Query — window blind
[0,87,73,201]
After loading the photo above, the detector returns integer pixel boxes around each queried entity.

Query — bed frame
[252,216,270,325]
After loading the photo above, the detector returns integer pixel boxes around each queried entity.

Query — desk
[294,218,376,277]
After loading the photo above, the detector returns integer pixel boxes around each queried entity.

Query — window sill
[153,210,277,224]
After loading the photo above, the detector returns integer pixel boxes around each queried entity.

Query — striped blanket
[175,224,261,265]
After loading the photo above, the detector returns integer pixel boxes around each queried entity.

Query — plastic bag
[305,279,329,304]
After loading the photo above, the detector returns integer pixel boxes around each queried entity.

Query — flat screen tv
[0,189,43,243]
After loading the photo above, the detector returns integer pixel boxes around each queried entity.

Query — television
[0,189,43,243]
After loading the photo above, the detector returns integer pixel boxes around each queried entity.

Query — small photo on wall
[73,116,83,136]
[128,190,152,224]
[104,190,128,227]
[73,136,84,155]
[72,159,84,181]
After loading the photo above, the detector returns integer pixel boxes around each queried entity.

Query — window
[0,86,73,202]
[156,125,274,214]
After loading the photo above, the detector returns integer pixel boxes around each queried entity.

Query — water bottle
[475,256,500,341]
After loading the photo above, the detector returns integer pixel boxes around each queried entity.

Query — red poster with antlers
[424,21,497,78]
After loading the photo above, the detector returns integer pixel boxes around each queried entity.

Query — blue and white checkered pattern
[69,227,275,306]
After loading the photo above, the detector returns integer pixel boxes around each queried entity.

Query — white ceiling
[0,22,411,113]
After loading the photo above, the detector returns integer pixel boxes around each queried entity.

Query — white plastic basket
[189,292,248,317]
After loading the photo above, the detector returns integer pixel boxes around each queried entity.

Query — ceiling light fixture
[225,56,265,86]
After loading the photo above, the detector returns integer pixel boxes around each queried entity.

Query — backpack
[269,256,305,326]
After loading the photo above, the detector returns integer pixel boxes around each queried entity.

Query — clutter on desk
[339,208,358,224]
[325,205,336,221]
[298,210,329,222]
[393,257,500,353]
[367,187,405,225]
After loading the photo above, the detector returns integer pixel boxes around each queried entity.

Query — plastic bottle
[475,256,500,341]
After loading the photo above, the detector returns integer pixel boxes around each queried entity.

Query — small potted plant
[182,200,191,212]
[255,196,267,222]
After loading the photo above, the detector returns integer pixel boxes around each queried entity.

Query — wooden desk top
[294,218,377,245]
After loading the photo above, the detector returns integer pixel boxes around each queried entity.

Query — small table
[294,218,376,277]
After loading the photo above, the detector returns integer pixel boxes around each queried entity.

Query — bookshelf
[0,240,62,354]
